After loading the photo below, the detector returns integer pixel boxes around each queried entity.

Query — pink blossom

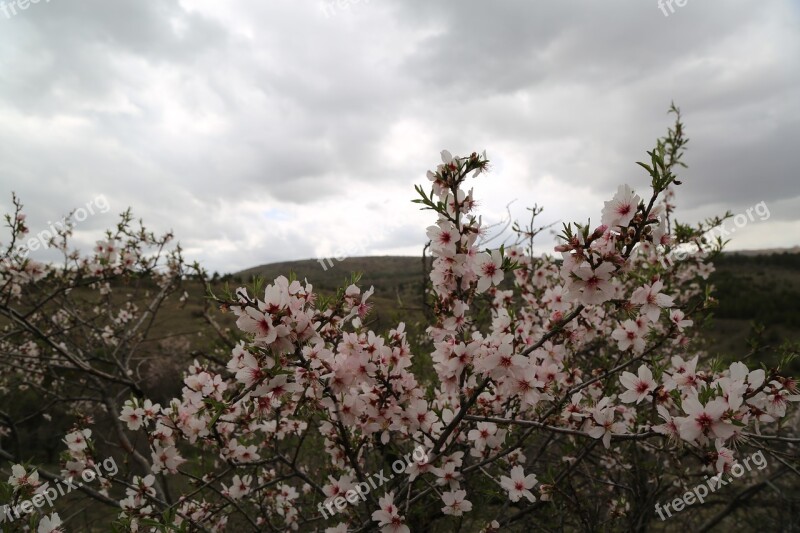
[587,404,626,448]
[653,405,680,441]
[568,262,616,305]
[8,464,39,488]
[665,355,700,391]
[669,309,693,331]
[151,445,185,474]
[714,440,735,473]
[236,306,278,345]
[223,474,252,500]
[677,397,735,443]
[371,492,409,533]
[611,319,646,353]
[37,513,63,533]
[234,351,267,388]
[120,401,146,430]
[601,184,641,228]
[427,223,459,257]
[436,462,462,490]
[64,429,91,452]
[499,465,537,503]
[474,251,504,293]
[619,365,657,404]
[323,474,354,500]
[252,373,301,398]
[441,489,472,516]
[631,280,673,321]
[467,422,499,456]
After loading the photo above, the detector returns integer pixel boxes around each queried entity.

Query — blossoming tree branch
[0,106,797,532]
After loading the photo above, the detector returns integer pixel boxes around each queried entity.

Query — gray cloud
[1,0,798,272]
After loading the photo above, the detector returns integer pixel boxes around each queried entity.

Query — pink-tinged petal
[619,390,639,404]
[656,294,674,308]
[619,371,637,389]
[712,422,736,440]
[651,281,663,293]
[705,399,727,418]
[678,419,701,442]
[587,426,605,439]
[682,397,703,416]
[748,369,765,389]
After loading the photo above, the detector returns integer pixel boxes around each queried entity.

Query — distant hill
[725,246,800,256]
[236,256,430,296]
[234,248,800,284]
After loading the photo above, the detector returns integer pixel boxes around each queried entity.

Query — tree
[0,107,797,532]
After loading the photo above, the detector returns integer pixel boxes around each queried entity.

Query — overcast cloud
[1,0,798,273]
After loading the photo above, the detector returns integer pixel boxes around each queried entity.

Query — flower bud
[590,225,608,240]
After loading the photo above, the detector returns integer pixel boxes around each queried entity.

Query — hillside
[707,251,800,366]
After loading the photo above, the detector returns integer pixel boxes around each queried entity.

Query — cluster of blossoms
[0,110,797,531]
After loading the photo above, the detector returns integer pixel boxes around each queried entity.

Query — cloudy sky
[1,0,798,273]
